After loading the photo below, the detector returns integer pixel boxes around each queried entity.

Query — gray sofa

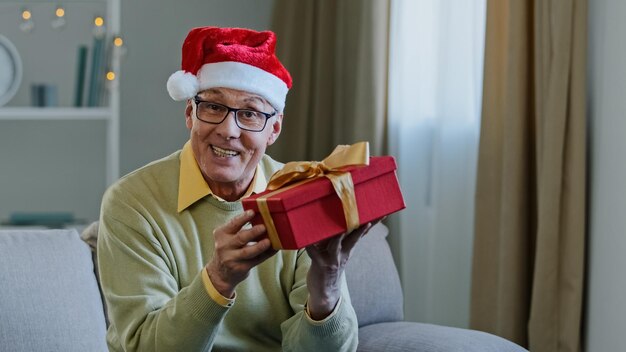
[0,224,526,352]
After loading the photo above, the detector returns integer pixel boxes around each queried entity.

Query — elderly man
[97,26,371,352]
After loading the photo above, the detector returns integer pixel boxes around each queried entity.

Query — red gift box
[242,156,405,250]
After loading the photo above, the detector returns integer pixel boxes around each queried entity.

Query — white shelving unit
[0,107,110,120]
[0,0,121,187]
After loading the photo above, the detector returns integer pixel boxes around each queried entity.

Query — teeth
[212,145,239,157]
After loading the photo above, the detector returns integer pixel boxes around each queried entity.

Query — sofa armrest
[0,229,108,351]
[357,322,527,352]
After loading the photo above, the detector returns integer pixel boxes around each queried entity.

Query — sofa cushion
[0,229,107,352]
[346,223,404,327]
[357,321,527,352]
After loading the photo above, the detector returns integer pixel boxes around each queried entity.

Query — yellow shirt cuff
[201,267,236,308]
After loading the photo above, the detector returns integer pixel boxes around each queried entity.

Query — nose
[215,111,241,139]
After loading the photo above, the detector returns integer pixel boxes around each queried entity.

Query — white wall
[585,0,626,350]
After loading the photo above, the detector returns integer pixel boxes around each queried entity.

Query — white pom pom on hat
[166,26,292,112]
[166,71,198,101]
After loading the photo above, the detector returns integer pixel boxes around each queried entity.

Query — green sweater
[97,150,358,352]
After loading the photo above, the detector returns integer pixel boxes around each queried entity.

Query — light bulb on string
[105,69,119,90]
[20,8,35,33]
[112,35,128,58]
[51,4,66,30]
[92,15,106,38]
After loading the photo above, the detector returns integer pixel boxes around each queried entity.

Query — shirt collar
[177,141,267,212]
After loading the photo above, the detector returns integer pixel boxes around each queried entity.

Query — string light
[19,8,35,33]
[12,4,128,93]
[92,15,106,38]
[111,35,128,61]
[21,9,32,20]
[55,7,65,18]
[14,6,125,42]
[51,4,66,29]
[12,4,128,85]
[105,69,120,89]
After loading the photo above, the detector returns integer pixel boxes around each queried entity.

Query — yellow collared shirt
[177,141,267,212]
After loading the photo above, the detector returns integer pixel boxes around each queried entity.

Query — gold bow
[257,141,370,249]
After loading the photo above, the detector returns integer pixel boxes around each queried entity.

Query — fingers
[237,237,274,260]
[341,222,372,252]
[225,222,262,247]
[218,219,273,261]
[218,209,256,234]
[207,211,277,294]
[243,240,277,264]
[307,221,373,258]
[214,209,267,248]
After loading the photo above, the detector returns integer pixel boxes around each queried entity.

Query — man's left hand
[304,220,379,320]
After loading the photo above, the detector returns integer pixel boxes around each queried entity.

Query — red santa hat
[166,26,292,112]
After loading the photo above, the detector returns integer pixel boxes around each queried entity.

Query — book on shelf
[74,45,88,107]
[87,35,108,107]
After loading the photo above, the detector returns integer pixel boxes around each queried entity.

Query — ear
[266,114,283,146]
[185,99,194,129]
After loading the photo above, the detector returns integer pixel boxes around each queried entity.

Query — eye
[241,110,257,119]
[206,103,225,112]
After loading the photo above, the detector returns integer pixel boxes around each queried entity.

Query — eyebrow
[200,89,269,108]
[243,96,265,105]
[203,88,225,97]
[202,89,263,101]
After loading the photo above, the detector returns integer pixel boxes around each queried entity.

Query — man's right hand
[206,210,277,298]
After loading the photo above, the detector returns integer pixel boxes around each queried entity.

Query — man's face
[185,87,282,200]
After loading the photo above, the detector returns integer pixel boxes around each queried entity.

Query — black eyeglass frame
[192,96,277,132]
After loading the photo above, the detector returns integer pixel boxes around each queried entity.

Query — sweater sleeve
[280,250,359,352]
[97,188,227,352]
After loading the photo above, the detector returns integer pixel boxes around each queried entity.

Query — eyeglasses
[193,96,277,132]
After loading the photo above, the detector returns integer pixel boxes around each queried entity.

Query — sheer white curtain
[387,0,486,327]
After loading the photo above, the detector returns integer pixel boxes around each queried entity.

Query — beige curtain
[470,1,587,351]
[270,0,389,161]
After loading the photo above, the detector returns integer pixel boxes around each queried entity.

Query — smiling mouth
[211,145,240,157]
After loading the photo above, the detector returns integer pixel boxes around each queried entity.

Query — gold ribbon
[257,141,370,249]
